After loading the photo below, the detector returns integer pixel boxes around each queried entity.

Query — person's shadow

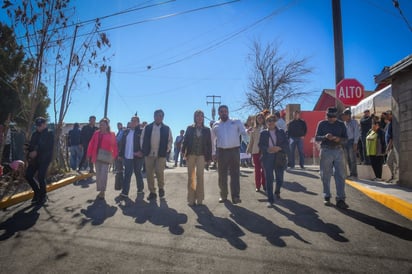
[286,169,320,179]
[191,204,247,250]
[73,177,95,188]
[282,181,318,196]
[224,202,309,247]
[79,198,117,226]
[0,204,40,241]
[273,199,349,242]
[117,196,187,235]
[339,208,412,241]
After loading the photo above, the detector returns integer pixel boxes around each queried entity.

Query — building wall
[393,70,412,187]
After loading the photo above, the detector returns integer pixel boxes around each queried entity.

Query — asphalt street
[1,165,411,273]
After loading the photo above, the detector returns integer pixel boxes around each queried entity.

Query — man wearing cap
[315,107,349,209]
[360,109,373,165]
[25,117,54,205]
[342,108,360,178]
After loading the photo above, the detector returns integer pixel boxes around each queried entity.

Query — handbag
[96,133,113,164]
[97,148,113,164]
[269,132,287,169]
[275,151,288,169]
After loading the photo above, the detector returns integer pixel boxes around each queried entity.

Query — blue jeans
[344,139,358,177]
[262,154,285,203]
[319,148,346,201]
[122,157,144,196]
[69,145,83,170]
[289,137,304,167]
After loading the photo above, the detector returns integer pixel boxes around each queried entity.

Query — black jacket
[28,128,54,164]
[142,123,170,157]
[181,125,212,162]
[118,127,143,158]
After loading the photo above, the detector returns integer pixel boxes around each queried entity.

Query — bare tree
[245,40,312,113]
[3,0,110,170]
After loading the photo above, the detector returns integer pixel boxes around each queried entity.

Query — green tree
[0,22,24,124]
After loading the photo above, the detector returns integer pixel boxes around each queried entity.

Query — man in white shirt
[118,116,144,199]
[212,105,247,204]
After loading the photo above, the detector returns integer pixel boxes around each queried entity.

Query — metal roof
[374,54,412,83]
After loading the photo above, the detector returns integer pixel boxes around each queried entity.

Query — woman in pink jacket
[87,118,118,199]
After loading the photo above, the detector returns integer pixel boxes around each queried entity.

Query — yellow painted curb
[346,179,412,220]
[0,173,93,210]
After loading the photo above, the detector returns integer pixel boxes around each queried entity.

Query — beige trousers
[145,156,166,193]
[187,154,205,204]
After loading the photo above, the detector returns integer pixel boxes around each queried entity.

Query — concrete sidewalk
[300,165,412,220]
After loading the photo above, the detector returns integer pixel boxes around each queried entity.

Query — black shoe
[36,196,47,206]
[147,192,157,200]
[336,200,349,209]
[275,192,281,199]
[218,197,227,203]
[324,197,332,206]
[232,198,242,204]
[159,188,165,198]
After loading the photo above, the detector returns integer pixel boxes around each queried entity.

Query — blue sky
[6,0,412,137]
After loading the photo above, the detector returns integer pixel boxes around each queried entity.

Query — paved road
[1,166,411,273]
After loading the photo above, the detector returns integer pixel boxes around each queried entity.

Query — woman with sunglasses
[258,114,289,206]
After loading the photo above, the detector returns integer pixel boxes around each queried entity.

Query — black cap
[35,117,46,127]
[326,107,338,118]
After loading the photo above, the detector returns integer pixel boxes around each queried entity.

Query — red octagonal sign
[336,78,364,106]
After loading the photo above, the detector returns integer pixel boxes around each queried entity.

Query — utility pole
[104,66,111,119]
[59,24,78,125]
[332,0,345,110]
[206,95,221,121]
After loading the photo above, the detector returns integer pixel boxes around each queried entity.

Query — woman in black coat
[258,114,289,206]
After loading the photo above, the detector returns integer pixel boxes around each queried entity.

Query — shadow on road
[286,169,320,179]
[273,199,349,242]
[117,195,187,235]
[191,204,247,250]
[225,202,309,247]
[79,198,117,226]
[338,208,412,241]
[282,181,318,196]
[0,204,40,241]
[73,177,95,188]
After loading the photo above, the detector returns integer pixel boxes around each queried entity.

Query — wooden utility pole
[332,0,345,110]
[104,66,111,119]
[206,95,221,121]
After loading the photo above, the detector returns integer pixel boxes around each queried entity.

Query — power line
[97,0,240,33]
[139,0,300,72]
[392,0,412,32]
[15,0,175,40]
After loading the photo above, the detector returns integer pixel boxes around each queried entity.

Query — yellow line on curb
[346,179,412,220]
[0,173,93,210]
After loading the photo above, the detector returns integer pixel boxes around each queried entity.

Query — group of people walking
[24,103,396,210]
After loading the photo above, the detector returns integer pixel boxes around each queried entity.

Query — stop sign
[336,78,364,106]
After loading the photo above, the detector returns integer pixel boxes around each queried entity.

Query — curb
[0,173,93,210]
[346,179,412,220]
